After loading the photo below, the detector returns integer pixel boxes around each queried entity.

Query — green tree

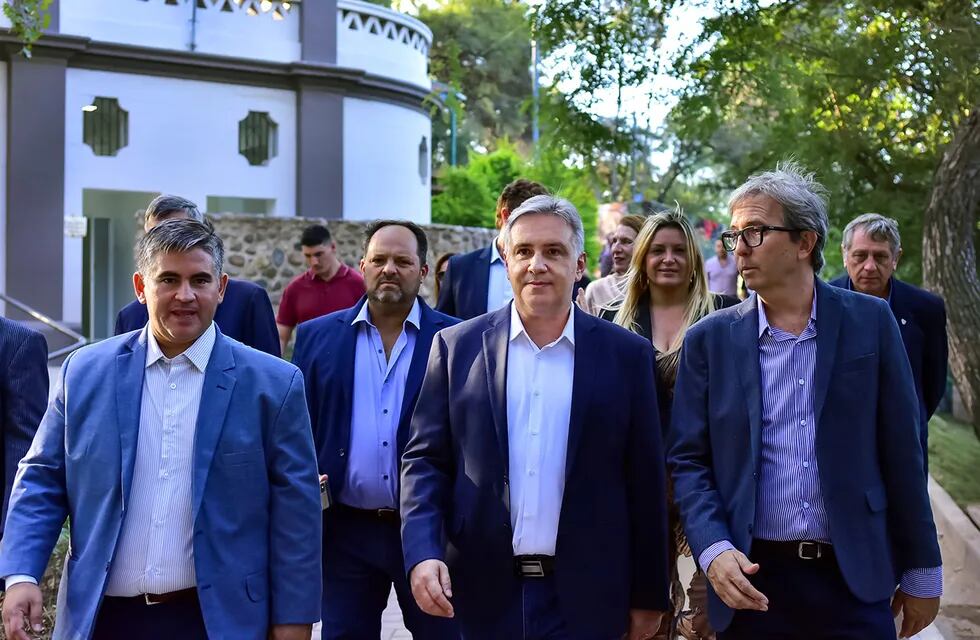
[430,166,496,228]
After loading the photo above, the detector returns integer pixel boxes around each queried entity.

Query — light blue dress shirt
[698,292,942,598]
[340,299,421,510]
[487,240,514,314]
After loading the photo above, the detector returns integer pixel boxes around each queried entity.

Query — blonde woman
[601,209,737,640]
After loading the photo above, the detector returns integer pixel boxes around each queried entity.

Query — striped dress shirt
[698,293,942,598]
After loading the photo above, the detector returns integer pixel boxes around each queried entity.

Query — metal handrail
[0,292,88,360]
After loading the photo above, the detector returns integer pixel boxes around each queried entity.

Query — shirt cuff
[3,575,39,589]
[899,567,943,598]
[698,540,736,573]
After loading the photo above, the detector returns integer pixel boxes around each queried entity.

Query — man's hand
[891,590,940,638]
[409,559,454,618]
[625,608,665,640]
[268,624,312,640]
[2,582,44,640]
[705,550,768,611]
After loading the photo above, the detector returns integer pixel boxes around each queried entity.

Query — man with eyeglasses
[830,213,947,475]
[669,162,942,640]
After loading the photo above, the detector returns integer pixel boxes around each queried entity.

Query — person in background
[433,252,456,304]
[605,209,739,640]
[577,214,645,316]
[276,224,366,354]
[115,194,280,357]
[704,237,739,296]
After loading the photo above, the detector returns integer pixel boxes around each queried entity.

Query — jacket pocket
[865,485,887,513]
[245,570,268,602]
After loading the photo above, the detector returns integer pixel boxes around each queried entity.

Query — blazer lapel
[398,300,445,448]
[731,297,763,472]
[813,280,842,428]
[482,307,511,477]
[463,246,492,316]
[115,333,147,513]
[334,306,361,454]
[565,309,597,477]
[192,332,236,521]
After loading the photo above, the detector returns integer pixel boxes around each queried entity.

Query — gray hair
[841,213,901,256]
[728,160,829,273]
[136,218,224,277]
[501,195,586,255]
[144,194,204,227]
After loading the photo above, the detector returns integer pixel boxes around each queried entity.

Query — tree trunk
[922,107,980,438]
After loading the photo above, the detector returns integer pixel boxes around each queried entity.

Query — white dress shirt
[487,240,514,314]
[506,302,575,556]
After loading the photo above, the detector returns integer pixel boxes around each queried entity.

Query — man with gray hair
[669,162,942,639]
[401,195,670,638]
[1,219,321,640]
[115,194,281,357]
[830,213,948,473]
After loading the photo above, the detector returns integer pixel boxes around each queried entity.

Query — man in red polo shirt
[277,225,366,354]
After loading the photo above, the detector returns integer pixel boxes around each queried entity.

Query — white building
[0,0,433,338]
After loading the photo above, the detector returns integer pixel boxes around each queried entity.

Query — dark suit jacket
[115,278,280,357]
[401,305,670,638]
[0,317,48,537]
[291,297,458,495]
[669,280,941,631]
[829,275,948,443]
[436,244,590,320]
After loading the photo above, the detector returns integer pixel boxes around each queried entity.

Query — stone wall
[208,214,498,308]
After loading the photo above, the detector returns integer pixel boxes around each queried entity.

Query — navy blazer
[829,276,948,443]
[291,297,459,495]
[115,278,281,357]
[669,280,941,632]
[0,317,48,537]
[400,305,670,638]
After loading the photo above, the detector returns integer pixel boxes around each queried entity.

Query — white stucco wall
[343,97,431,223]
[62,68,297,324]
[336,0,432,90]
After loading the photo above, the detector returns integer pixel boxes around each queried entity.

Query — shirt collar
[306,263,349,282]
[509,301,576,347]
[142,321,217,372]
[489,239,504,265]
[351,297,422,331]
[756,289,817,339]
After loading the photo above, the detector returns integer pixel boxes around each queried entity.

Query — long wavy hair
[612,208,717,386]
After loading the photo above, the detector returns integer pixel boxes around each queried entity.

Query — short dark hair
[144,194,203,226]
[300,224,332,247]
[136,218,224,276]
[496,179,550,227]
[363,220,429,266]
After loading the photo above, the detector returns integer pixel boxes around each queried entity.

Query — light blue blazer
[0,329,322,640]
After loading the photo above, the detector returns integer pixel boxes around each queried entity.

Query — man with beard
[292,221,460,638]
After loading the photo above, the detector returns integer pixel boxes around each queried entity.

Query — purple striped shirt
[699,293,942,598]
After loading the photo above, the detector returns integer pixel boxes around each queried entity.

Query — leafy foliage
[3,0,53,58]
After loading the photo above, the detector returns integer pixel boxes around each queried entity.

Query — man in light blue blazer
[0,219,321,640]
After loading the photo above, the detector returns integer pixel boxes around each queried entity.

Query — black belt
[105,587,198,606]
[334,502,400,523]
[752,539,835,563]
[514,555,556,578]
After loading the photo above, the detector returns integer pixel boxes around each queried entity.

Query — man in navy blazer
[670,164,942,639]
[0,317,48,539]
[114,194,280,357]
[402,196,669,639]
[830,213,948,472]
[0,220,320,640]
[292,220,459,638]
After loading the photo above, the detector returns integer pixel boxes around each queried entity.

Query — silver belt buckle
[144,593,161,606]
[519,559,545,577]
[797,541,822,560]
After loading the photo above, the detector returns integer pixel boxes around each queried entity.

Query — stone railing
[208,214,496,308]
[336,0,432,89]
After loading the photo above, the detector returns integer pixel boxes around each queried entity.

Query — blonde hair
[611,207,717,385]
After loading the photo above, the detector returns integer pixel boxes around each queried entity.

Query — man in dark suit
[670,163,942,639]
[292,221,458,639]
[830,213,948,472]
[0,317,48,539]
[115,194,280,357]
[402,195,669,639]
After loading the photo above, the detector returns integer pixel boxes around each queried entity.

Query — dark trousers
[92,592,208,640]
[719,542,896,640]
[320,505,458,640]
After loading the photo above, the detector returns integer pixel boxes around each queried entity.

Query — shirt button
[170,383,177,390]
[798,379,805,386]
[800,419,806,426]
[383,474,389,480]
[803,502,810,509]
[529,470,536,476]
[382,441,389,447]
[377,349,383,354]
[802,461,809,468]
[383,409,388,415]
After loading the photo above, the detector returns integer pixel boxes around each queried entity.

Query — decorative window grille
[83,97,129,157]
[238,111,278,166]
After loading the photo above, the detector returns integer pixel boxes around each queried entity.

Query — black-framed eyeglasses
[721,225,800,252]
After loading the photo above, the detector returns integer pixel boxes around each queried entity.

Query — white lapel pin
[901,318,907,325]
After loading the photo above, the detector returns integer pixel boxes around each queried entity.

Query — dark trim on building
[297,87,344,219]
[301,0,337,65]
[5,53,66,320]
[0,32,431,116]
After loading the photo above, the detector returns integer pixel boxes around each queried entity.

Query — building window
[418,136,428,185]
[238,111,278,166]
[83,97,129,157]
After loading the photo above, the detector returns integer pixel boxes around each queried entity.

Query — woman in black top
[600,209,737,640]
